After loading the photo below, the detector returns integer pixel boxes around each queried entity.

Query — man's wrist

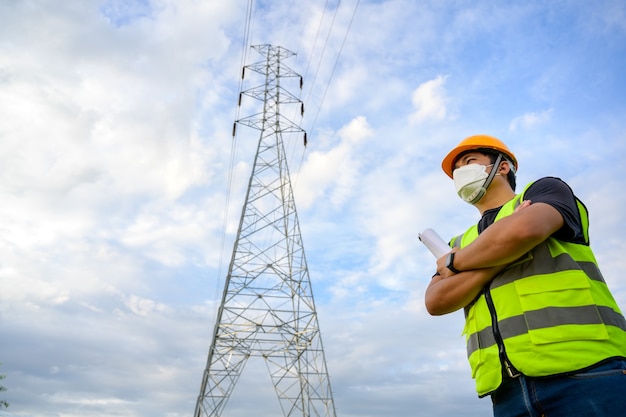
[446,251,462,274]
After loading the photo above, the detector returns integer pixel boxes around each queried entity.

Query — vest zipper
[484,283,521,378]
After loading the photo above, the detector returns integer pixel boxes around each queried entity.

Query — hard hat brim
[441,138,518,178]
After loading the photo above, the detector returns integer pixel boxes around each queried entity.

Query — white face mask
[453,163,494,204]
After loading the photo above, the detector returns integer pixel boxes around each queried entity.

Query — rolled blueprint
[418,228,450,258]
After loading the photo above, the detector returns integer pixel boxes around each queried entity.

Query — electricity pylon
[194,44,337,417]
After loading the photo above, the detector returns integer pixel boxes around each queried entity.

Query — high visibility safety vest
[453,181,626,397]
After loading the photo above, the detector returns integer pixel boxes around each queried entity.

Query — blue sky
[1,1,625,416]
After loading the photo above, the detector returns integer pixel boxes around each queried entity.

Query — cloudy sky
[1,0,626,416]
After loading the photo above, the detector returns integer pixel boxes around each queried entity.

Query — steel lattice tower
[194,44,337,417]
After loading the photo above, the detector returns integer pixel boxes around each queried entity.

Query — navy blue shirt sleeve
[522,177,585,243]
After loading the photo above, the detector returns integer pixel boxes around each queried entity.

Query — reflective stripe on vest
[458,181,626,396]
[467,305,626,356]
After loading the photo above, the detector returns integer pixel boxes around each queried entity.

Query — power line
[303,0,340,109]
[215,0,256,302]
[305,0,360,139]
[292,0,361,187]
[300,0,331,85]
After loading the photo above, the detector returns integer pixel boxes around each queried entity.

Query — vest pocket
[514,272,609,345]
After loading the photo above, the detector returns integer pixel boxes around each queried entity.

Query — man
[424,134,626,417]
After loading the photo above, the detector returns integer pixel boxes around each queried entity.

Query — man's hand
[515,199,531,212]
[435,248,457,279]
[425,265,506,315]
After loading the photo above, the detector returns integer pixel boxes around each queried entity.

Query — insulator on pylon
[232,122,237,137]
[300,76,303,89]
[301,102,304,116]
[238,92,242,106]
[241,67,245,79]
[304,132,308,147]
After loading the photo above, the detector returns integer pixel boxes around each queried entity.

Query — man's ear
[499,160,511,175]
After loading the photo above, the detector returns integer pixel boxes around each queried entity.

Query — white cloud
[124,294,171,317]
[294,115,373,210]
[509,108,553,131]
[408,75,449,124]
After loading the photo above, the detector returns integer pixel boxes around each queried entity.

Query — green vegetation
[0,364,8,409]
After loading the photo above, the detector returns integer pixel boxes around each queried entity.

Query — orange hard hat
[441,134,518,178]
